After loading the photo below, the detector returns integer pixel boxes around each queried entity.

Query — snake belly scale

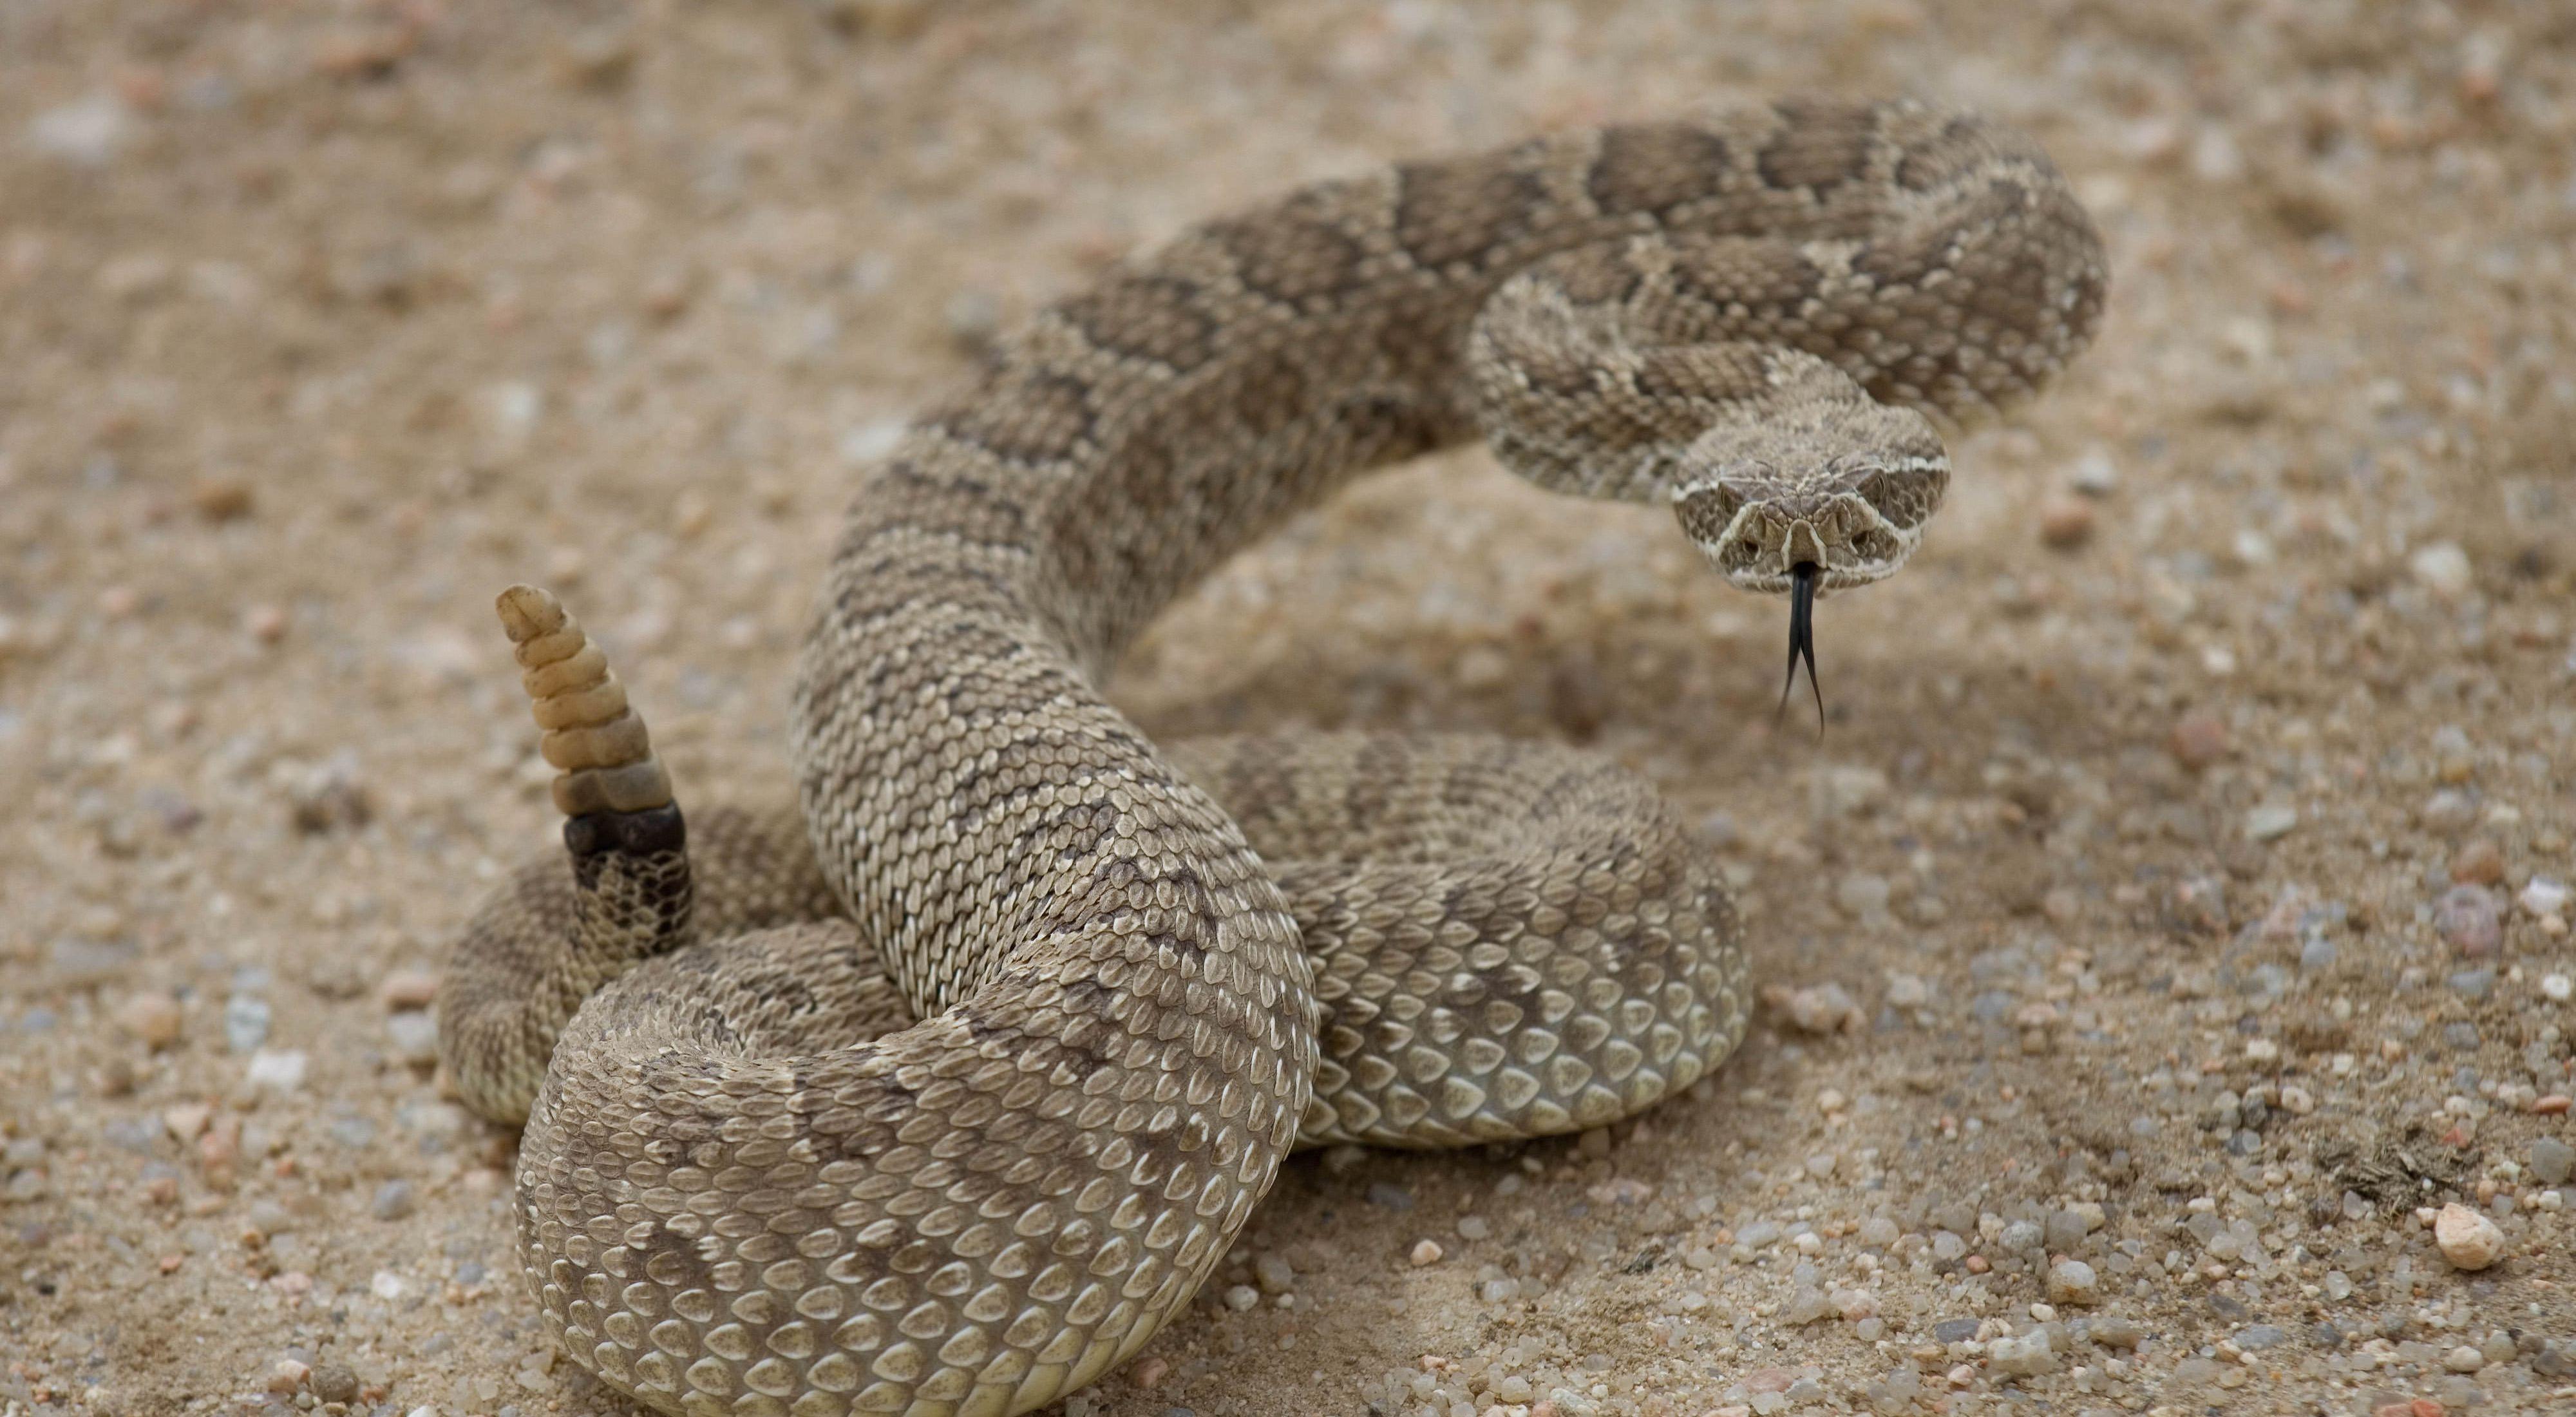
[440,99,2104,1417]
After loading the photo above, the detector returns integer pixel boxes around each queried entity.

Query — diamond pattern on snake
[440,98,2104,1417]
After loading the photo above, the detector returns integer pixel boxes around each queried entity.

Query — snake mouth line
[1777,560,1824,732]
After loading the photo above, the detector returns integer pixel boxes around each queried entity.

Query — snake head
[1668,404,1949,597]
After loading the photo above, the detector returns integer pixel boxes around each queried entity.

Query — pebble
[2046,1260,2098,1305]
[2420,789,2479,834]
[2408,541,2472,597]
[224,993,272,1052]
[245,1049,308,1092]
[2038,496,2095,548]
[2530,1138,2573,1186]
[1989,1329,2056,1377]
[1220,1285,1258,1312]
[115,991,184,1049]
[310,1364,361,1404]
[2544,973,2575,1003]
[1365,1182,1415,1212]
[1253,1254,1294,1293]
[370,1179,416,1221]
[1834,873,1891,918]
[2244,804,2298,842]
[2169,714,2230,769]
[2089,1316,2143,1349]
[265,1358,310,1394]
[2433,886,2501,956]
[2067,450,2119,496]
[28,94,129,166]
[2433,1203,2504,1270]
[2448,839,2504,885]
[2519,877,2569,917]
[386,1011,440,1065]
[1772,982,1864,1034]
[1410,1239,1444,1266]
[379,970,441,1009]
[2442,1344,2485,1373]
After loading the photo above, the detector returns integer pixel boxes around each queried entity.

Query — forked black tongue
[1776,561,1823,734]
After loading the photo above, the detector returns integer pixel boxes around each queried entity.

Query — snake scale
[440,99,2105,1417]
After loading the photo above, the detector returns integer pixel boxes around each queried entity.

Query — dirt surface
[6,3,2575,1416]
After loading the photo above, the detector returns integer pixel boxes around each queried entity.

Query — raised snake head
[1666,398,1950,598]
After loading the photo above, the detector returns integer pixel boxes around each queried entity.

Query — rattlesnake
[441,99,2103,1417]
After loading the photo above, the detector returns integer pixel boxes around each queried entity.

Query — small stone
[386,1011,440,1065]
[1220,1284,1258,1312]
[223,993,272,1052]
[2420,789,2478,833]
[2236,1325,2287,1350]
[163,1103,212,1141]
[2449,839,2505,885]
[2409,541,2472,597]
[2039,496,2096,549]
[379,970,440,1010]
[2047,1260,2098,1306]
[2433,1203,2504,1270]
[244,604,289,643]
[1989,1329,2056,1377]
[2088,1315,2143,1349]
[191,479,254,522]
[370,1179,416,1221]
[1365,1182,1415,1211]
[2546,974,2576,1003]
[2519,877,2570,917]
[1771,982,1864,1034]
[28,94,129,166]
[2530,1138,2574,1186]
[2244,804,2298,842]
[1835,873,1892,918]
[1253,1254,1294,1293]
[2433,886,2502,956]
[245,1049,308,1092]
[115,991,184,1049]
[2068,450,2119,496]
[310,1363,361,1404]
[1409,1239,1444,1266]
[2169,714,2230,769]
[2443,1344,2485,1373]
[265,1358,310,1394]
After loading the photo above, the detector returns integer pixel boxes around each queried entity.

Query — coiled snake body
[442,100,2103,1417]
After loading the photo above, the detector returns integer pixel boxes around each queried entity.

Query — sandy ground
[5,3,2575,1416]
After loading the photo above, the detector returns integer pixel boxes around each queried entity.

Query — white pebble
[2521,878,2571,918]
[2434,1203,2505,1270]
[1409,1239,1444,1267]
[2409,542,2473,597]
[28,94,129,166]
[245,1049,308,1092]
[2543,973,2574,1003]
